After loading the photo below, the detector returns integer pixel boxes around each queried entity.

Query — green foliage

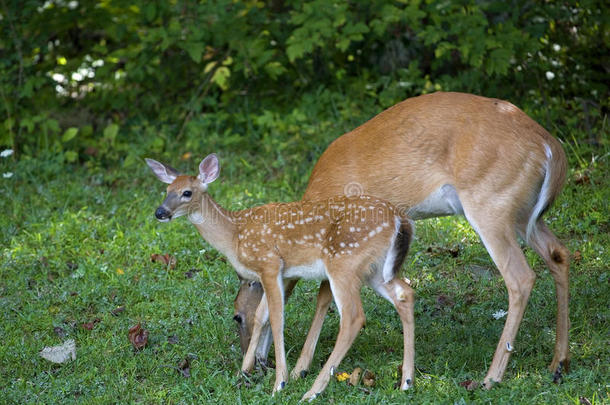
[0,0,606,164]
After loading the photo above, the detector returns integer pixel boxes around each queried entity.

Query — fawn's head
[146,154,220,222]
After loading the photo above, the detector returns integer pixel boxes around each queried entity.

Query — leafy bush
[0,0,606,164]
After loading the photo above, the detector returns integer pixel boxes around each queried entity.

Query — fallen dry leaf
[362,370,375,387]
[459,380,480,390]
[573,172,590,185]
[579,396,592,405]
[128,323,149,350]
[573,250,582,263]
[436,294,455,308]
[177,357,190,377]
[40,339,76,363]
[150,253,177,269]
[81,318,101,330]
[348,367,362,386]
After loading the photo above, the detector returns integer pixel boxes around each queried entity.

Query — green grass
[0,145,608,404]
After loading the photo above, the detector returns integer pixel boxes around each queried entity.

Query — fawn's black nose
[155,207,171,221]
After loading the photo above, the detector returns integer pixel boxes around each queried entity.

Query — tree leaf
[128,323,149,350]
[183,42,204,63]
[62,127,78,142]
[211,67,231,90]
[103,124,119,141]
[64,150,78,163]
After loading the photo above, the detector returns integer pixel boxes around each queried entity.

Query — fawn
[147,154,415,400]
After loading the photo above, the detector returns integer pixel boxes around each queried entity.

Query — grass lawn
[0,147,608,404]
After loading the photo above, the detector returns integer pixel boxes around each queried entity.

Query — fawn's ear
[198,154,220,185]
[145,158,179,184]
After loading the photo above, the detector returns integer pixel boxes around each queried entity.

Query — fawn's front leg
[292,280,332,379]
[260,268,289,394]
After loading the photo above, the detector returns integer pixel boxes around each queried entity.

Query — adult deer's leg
[464,208,536,387]
[292,280,333,379]
[524,220,570,377]
[301,275,364,401]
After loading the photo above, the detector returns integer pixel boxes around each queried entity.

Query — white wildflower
[71,71,83,81]
[492,309,508,320]
[545,71,555,80]
[552,44,561,52]
[52,73,65,83]
[3,172,13,178]
[0,149,13,158]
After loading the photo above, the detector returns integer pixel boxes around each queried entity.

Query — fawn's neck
[189,193,238,259]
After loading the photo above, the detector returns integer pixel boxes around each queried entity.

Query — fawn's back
[234,195,405,278]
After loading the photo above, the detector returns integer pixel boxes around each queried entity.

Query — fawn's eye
[233,314,242,324]
[182,190,192,198]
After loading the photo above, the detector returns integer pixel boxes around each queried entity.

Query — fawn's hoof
[400,378,412,390]
[301,391,320,402]
[290,368,308,380]
[482,378,498,390]
[272,381,286,395]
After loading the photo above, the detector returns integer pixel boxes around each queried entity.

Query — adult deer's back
[306,92,566,233]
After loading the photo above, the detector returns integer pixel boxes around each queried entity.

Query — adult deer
[234,92,570,388]
[146,154,415,400]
